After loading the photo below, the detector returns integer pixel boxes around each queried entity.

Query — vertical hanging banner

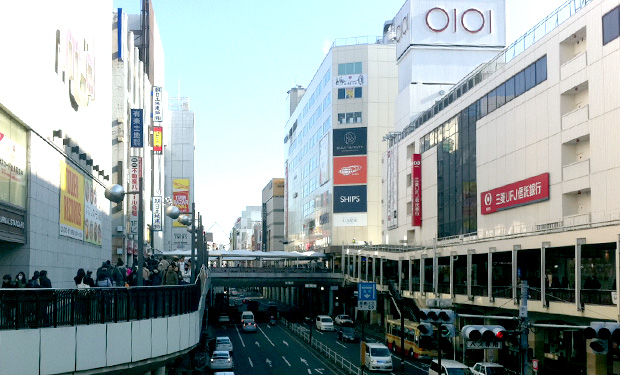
[59,160,84,240]
[129,156,142,235]
[386,146,398,229]
[152,196,162,231]
[172,179,190,227]
[153,126,163,154]
[84,178,102,246]
[130,109,143,147]
[153,86,163,122]
[412,154,422,227]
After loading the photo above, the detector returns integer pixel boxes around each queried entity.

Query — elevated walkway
[208,267,344,287]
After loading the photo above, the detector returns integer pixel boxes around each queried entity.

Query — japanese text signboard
[481,173,549,215]
[130,109,143,148]
[152,196,162,231]
[412,153,422,226]
[153,86,163,122]
[153,126,163,154]
[129,156,142,235]
[59,160,84,240]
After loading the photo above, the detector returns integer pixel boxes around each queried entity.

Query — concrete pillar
[357,254,362,280]
[372,256,376,283]
[329,288,334,316]
[218,256,222,267]
[280,287,285,303]
[365,256,369,281]
[151,366,165,375]
[380,258,384,286]
[398,258,403,291]
[285,287,290,305]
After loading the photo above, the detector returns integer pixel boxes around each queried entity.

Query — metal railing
[209,267,333,274]
[0,284,201,330]
[281,318,362,375]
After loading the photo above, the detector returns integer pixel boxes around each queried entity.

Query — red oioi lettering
[425,8,492,34]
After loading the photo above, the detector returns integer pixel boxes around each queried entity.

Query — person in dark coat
[28,271,40,288]
[83,270,95,287]
[14,272,27,288]
[2,274,15,288]
[39,270,52,288]
[74,268,86,286]
[163,264,179,285]
[150,268,162,286]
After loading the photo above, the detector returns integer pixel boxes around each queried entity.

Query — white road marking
[266,358,273,367]
[405,360,428,372]
[248,357,254,367]
[259,326,276,346]
[316,330,324,335]
[283,340,289,346]
[336,342,346,348]
[282,356,291,366]
[235,325,246,347]
[301,357,309,366]
[315,369,324,374]
[255,341,261,347]
[307,370,312,374]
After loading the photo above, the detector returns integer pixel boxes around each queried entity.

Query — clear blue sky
[113,0,568,245]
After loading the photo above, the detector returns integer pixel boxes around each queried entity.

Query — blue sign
[333,185,367,213]
[333,127,367,156]
[358,282,376,301]
[130,109,143,148]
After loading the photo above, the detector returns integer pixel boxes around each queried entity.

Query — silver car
[242,319,258,333]
[209,351,234,371]
[214,336,233,353]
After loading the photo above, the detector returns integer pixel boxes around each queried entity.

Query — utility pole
[520,281,530,375]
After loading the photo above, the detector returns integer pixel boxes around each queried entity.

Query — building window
[603,6,620,45]
[338,62,362,75]
[338,88,362,99]
[338,112,362,124]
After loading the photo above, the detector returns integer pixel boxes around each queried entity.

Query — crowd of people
[2,270,52,288]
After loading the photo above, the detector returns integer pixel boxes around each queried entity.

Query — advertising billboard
[173,178,190,227]
[153,126,163,154]
[333,185,367,213]
[59,160,84,240]
[480,173,549,215]
[152,196,162,231]
[386,146,398,228]
[333,127,367,156]
[334,156,367,185]
[129,156,142,235]
[412,154,422,226]
[84,177,102,245]
[153,86,163,122]
[130,109,143,148]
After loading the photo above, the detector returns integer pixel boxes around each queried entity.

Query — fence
[0,284,201,330]
[281,318,362,375]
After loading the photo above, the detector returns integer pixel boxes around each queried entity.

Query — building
[112,5,167,264]
[346,0,620,373]
[0,1,112,287]
[164,97,195,252]
[261,178,285,251]
[283,38,398,255]
[231,206,262,250]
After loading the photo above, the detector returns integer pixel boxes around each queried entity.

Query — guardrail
[0,284,201,330]
[281,318,361,375]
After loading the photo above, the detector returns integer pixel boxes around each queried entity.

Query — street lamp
[176,202,202,283]
[105,177,181,286]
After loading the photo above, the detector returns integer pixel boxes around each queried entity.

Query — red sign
[173,191,190,213]
[412,154,422,226]
[532,359,539,371]
[153,126,163,154]
[333,156,367,185]
[481,173,549,215]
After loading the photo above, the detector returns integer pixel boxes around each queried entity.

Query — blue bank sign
[333,127,367,156]
[333,185,367,213]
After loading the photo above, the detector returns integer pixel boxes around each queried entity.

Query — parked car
[242,319,258,333]
[337,326,360,342]
[315,315,335,331]
[363,343,393,372]
[429,359,472,375]
[470,362,507,375]
[214,336,233,353]
[334,314,354,325]
[209,351,234,371]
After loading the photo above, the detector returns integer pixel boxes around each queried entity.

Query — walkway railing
[209,267,333,274]
[0,284,201,330]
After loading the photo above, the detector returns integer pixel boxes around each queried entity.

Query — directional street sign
[357,282,377,311]
[465,340,503,349]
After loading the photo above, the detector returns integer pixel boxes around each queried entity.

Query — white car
[364,342,393,372]
[209,351,234,371]
[214,336,233,353]
[315,315,335,331]
[334,314,354,325]
[470,362,507,375]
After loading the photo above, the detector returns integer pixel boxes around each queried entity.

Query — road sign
[532,359,539,371]
[305,283,317,288]
[465,340,503,349]
[358,300,376,311]
[358,282,376,301]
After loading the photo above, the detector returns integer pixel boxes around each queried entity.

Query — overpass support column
[217,256,222,267]
[341,250,346,274]
[280,287,285,303]
[372,256,376,283]
[328,287,334,316]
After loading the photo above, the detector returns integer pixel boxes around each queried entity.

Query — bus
[385,318,438,359]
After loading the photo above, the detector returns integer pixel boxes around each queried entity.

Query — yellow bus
[385,318,438,360]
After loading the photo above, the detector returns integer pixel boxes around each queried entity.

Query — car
[429,359,473,375]
[363,343,393,372]
[242,319,258,333]
[334,314,354,325]
[209,351,234,371]
[470,362,507,375]
[315,315,335,331]
[214,336,233,353]
[337,326,360,342]
[241,311,254,324]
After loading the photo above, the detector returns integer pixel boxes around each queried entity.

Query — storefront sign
[84,178,102,246]
[173,178,190,227]
[153,86,163,122]
[333,185,367,213]
[334,156,367,185]
[130,109,143,148]
[333,127,367,156]
[412,154,422,226]
[153,126,163,154]
[387,146,398,229]
[334,74,367,88]
[481,173,549,215]
[333,213,367,227]
[129,156,142,234]
[152,196,162,231]
[0,203,26,243]
[60,160,84,240]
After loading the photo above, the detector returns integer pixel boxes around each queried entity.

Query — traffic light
[419,309,457,324]
[584,322,620,354]
[439,324,456,338]
[418,322,434,336]
[461,325,506,342]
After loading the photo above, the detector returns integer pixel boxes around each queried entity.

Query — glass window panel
[525,64,536,91]
[338,113,345,124]
[536,55,547,84]
[338,89,345,99]
[480,96,488,117]
[338,64,346,75]
[487,88,497,113]
[355,62,362,74]
[354,87,362,98]
[496,83,506,107]
[346,63,355,74]
[515,70,526,96]
[603,7,620,45]
[355,112,362,123]
[505,76,515,102]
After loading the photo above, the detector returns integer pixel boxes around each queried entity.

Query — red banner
[173,191,190,213]
[412,154,422,226]
[481,173,549,215]
[153,126,163,154]
[333,156,367,185]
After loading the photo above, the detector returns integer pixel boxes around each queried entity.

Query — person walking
[112,260,126,287]
[96,262,112,287]
[150,268,162,286]
[2,275,15,288]
[83,270,95,287]
[74,268,86,286]
[39,270,52,288]
[163,264,179,285]
[14,272,27,288]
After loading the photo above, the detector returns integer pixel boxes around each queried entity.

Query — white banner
[129,156,142,235]
[334,74,367,88]
[153,86,163,122]
[152,196,162,231]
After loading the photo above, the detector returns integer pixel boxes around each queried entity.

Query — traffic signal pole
[437,321,442,374]
[520,281,530,375]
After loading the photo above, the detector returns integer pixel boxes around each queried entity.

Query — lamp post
[105,178,181,286]
[177,202,201,283]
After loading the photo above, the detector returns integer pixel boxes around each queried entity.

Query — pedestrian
[150,268,162,286]
[112,260,126,287]
[163,264,179,285]
[83,270,95,287]
[2,274,15,288]
[14,272,27,288]
[96,262,112,287]
[74,268,86,286]
[181,261,191,284]
[39,270,52,288]
[142,262,151,286]
[27,271,40,288]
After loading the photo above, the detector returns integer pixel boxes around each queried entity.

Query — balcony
[562,159,589,181]
[561,104,588,131]
[560,52,587,80]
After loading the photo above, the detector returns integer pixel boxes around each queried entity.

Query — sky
[113,0,568,245]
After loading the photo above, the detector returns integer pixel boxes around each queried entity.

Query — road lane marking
[282,356,291,366]
[235,325,246,347]
[255,341,261,347]
[258,326,276,346]
[316,330,324,335]
[307,370,312,374]
[283,340,289,346]
[301,357,309,366]
[405,360,428,372]
[336,342,346,348]
[248,357,253,367]
[266,358,273,367]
